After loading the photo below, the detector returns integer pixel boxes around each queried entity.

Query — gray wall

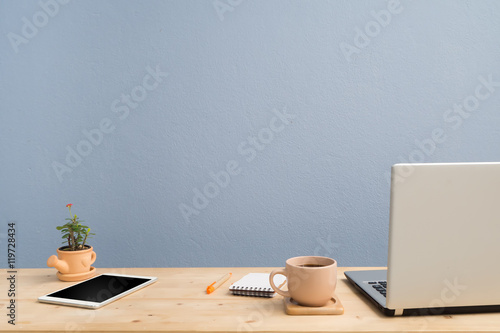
[1,0,500,268]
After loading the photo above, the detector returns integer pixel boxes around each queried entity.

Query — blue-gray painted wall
[1,0,500,268]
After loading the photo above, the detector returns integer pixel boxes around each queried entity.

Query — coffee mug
[269,256,337,307]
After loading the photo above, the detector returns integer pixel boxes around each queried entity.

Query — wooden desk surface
[1,267,499,333]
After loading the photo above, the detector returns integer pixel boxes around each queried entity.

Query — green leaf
[62,234,69,239]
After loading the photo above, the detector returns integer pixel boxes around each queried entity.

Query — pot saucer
[57,266,96,282]
[284,295,344,315]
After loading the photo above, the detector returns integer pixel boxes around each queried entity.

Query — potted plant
[47,204,97,281]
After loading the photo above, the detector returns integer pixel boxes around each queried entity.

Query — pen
[206,273,232,294]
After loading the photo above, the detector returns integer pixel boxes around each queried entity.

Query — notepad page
[230,273,286,294]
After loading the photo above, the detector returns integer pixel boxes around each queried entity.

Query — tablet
[38,273,157,309]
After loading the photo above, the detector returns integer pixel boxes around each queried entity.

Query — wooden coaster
[284,295,344,315]
[57,266,96,282]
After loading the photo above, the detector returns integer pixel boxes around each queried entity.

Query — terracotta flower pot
[47,245,97,281]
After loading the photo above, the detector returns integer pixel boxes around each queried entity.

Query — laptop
[345,162,500,316]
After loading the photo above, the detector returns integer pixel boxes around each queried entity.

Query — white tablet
[38,273,157,309]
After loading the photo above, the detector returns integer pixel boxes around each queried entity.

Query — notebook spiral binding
[229,273,286,298]
[230,286,275,298]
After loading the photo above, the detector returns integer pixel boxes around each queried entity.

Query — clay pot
[47,245,97,281]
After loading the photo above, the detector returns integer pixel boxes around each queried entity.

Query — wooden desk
[1,267,499,332]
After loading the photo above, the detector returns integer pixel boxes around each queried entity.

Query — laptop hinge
[394,309,404,316]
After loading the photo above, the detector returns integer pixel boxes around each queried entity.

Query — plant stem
[82,233,88,248]
[69,229,75,250]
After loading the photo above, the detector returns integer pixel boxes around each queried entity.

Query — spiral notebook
[229,273,287,298]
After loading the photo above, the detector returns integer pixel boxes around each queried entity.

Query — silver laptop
[345,162,500,316]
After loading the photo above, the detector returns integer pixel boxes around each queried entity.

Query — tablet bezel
[38,273,157,309]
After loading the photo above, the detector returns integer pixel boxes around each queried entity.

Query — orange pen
[206,273,232,294]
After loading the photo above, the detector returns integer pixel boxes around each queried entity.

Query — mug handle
[269,269,290,297]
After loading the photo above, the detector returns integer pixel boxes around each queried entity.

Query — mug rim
[285,256,336,268]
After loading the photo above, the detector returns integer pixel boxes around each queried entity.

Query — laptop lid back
[386,162,500,310]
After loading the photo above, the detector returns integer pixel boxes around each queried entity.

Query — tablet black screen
[47,275,150,303]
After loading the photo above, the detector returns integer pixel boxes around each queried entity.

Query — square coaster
[284,295,344,315]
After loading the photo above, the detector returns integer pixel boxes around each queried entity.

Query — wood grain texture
[1,267,500,333]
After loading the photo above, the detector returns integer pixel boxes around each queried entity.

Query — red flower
[66,203,73,208]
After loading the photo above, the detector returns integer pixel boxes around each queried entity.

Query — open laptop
[345,162,500,316]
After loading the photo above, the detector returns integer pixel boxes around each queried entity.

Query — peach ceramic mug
[269,256,337,307]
